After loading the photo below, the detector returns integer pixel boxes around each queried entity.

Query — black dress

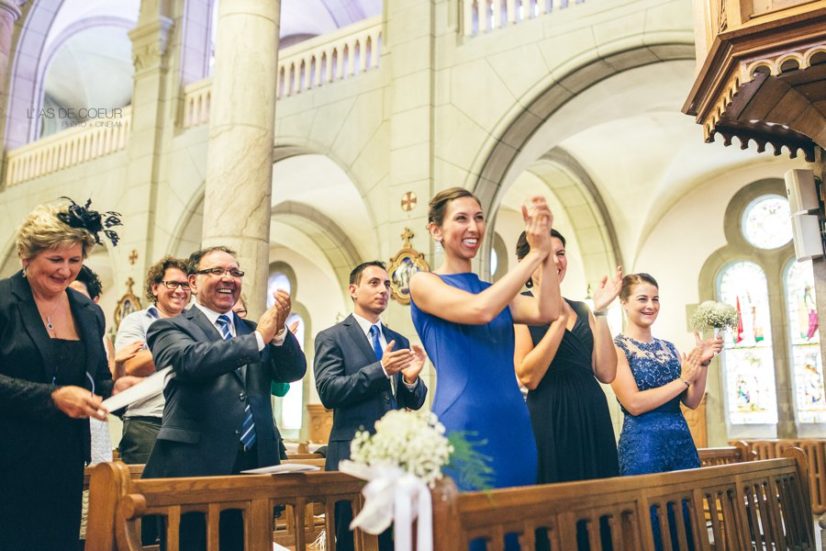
[525,299,619,483]
[2,339,88,551]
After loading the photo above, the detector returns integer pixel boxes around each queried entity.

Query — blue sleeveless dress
[411,273,538,491]
[614,335,699,475]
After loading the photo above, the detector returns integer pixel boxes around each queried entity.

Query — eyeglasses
[196,267,245,278]
[161,281,191,290]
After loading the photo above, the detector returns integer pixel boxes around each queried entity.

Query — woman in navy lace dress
[611,273,722,475]
[611,273,722,550]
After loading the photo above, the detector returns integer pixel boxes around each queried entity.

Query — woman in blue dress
[611,273,722,550]
[410,187,561,493]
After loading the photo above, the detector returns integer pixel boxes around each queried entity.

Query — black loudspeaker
[785,169,819,214]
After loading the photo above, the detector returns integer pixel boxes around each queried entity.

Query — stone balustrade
[182,79,211,128]
[276,15,382,99]
[463,0,582,36]
[4,107,131,186]
[181,16,383,129]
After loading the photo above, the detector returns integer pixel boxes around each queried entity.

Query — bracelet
[593,310,608,317]
[679,378,690,388]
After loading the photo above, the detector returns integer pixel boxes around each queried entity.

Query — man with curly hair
[114,256,191,463]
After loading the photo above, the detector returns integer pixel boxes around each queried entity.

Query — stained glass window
[741,195,792,249]
[717,261,778,424]
[785,259,826,423]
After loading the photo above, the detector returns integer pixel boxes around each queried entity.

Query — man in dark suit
[144,245,306,551]
[314,261,427,551]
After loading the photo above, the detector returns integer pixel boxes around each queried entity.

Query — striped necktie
[216,314,256,451]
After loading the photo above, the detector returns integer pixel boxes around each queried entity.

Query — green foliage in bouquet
[447,432,494,491]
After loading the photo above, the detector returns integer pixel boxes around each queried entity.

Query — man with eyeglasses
[143,246,306,551]
[115,256,192,465]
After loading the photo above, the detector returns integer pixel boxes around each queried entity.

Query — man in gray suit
[314,261,427,551]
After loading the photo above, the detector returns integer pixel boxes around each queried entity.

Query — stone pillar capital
[0,0,25,21]
[128,16,174,74]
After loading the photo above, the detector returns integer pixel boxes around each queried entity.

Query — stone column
[0,0,24,177]
[382,0,437,397]
[119,0,174,290]
[201,0,280,318]
[0,0,23,94]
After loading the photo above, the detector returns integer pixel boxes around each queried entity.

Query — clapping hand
[694,331,723,364]
[680,347,703,384]
[522,196,553,258]
[593,267,623,313]
[401,344,426,384]
[257,290,293,343]
[380,340,416,376]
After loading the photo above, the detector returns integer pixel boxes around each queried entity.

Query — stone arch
[471,42,696,205]
[271,200,361,292]
[3,0,68,148]
[471,42,695,278]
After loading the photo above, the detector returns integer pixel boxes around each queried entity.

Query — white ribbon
[339,460,433,551]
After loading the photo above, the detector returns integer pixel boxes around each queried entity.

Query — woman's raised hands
[522,196,553,259]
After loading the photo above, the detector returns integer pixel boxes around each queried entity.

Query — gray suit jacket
[314,314,427,470]
[143,307,306,478]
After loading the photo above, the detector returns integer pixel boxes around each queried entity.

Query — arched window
[280,312,306,431]
[784,259,826,423]
[267,266,305,437]
[716,261,778,425]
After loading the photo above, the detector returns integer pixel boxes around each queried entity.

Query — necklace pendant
[46,316,54,331]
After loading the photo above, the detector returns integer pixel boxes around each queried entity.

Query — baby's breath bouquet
[349,410,453,488]
[341,410,491,550]
[690,300,738,338]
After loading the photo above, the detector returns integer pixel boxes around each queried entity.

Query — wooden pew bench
[697,442,755,467]
[737,438,826,515]
[431,448,814,550]
[86,461,376,551]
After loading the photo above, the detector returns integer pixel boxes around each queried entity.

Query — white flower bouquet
[340,410,491,551]
[690,300,738,337]
[349,409,453,488]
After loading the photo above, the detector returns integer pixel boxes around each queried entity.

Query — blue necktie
[369,324,383,360]
[371,324,396,398]
[217,314,256,451]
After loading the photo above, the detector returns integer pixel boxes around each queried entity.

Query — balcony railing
[462,0,582,37]
[182,17,383,129]
[4,107,131,187]
[277,15,382,99]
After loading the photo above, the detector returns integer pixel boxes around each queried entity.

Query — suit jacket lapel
[188,306,246,385]
[235,317,254,384]
[11,273,57,382]
[343,314,378,364]
[67,289,102,387]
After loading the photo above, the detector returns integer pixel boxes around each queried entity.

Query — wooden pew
[431,448,814,550]
[697,441,756,467]
[738,438,826,514]
[86,461,377,551]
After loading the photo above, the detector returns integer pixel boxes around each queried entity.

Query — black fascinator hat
[56,197,123,247]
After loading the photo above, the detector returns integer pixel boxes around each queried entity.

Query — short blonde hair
[16,203,96,260]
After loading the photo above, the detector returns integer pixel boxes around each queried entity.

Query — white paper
[102,367,171,411]
[241,463,320,475]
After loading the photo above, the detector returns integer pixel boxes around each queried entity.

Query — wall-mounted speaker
[791,212,824,261]
[785,169,819,214]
